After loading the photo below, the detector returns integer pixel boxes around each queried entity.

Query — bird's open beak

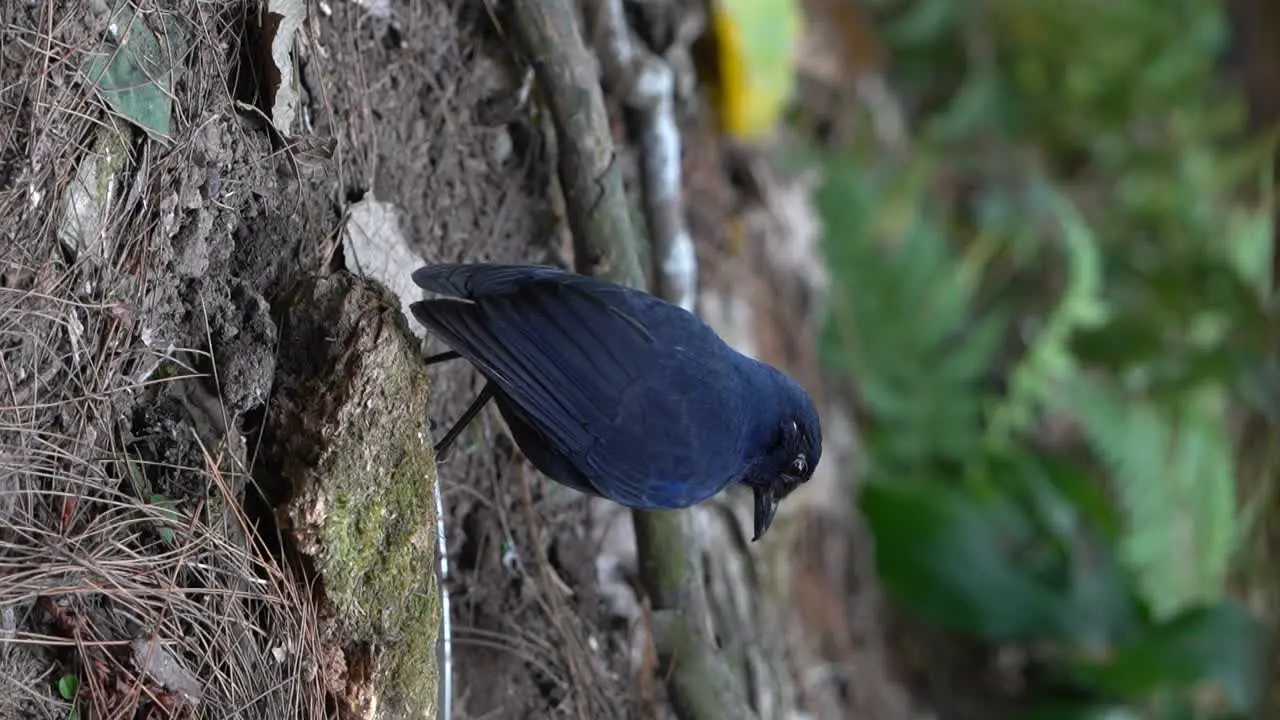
[752,485,778,542]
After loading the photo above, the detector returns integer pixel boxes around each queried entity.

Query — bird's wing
[412,264,653,339]
[576,348,757,509]
[410,265,656,462]
[412,264,572,298]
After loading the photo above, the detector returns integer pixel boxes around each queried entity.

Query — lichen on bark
[263,272,441,719]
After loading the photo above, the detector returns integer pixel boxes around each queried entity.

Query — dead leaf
[259,0,307,133]
[131,638,203,706]
[342,196,425,329]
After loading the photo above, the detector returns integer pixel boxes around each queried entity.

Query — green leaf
[1012,455,1140,651]
[885,0,959,46]
[123,455,149,497]
[148,494,181,545]
[1019,702,1141,720]
[1071,316,1168,373]
[1035,454,1124,543]
[57,673,79,701]
[1081,601,1264,714]
[82,1,190,140]
[965,451,1141,654]
[1139,258,1271,342]
[860,479,1070,641]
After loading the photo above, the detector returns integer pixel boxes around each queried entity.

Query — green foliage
[58,673,80,720]
[82,1,190,140]
[984,185,1107,447]
[148,494,181,546]
[1078,601,1264,712]
[57,673,78,701]
[1063,378,1239,619]
[818,159,1005,474]
[812,0,1276,716]
[860,468,1138,651]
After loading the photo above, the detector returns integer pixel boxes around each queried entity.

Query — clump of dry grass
[0,1,327,717]
[0,429,327,719]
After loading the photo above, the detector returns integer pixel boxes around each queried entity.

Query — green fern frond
[819,158,1004,473]
[1065,376,1239,620]
[986,183,1108,448]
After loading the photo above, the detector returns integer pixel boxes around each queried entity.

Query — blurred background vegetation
[735,0,1280,717]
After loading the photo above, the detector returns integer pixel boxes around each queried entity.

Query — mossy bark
[264,273,441,720]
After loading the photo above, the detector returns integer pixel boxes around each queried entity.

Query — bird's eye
[788,456,807,478]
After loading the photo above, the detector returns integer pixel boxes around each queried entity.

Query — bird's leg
[423,350,461,366]
[433,381,497,459]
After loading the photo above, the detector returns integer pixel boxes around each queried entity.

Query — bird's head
[747,370,822,542]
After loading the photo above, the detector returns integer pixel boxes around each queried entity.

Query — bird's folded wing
[410,278,655,459]
[412,264,571,298]
[577,361,748,510]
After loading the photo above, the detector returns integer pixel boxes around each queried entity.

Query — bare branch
[507,0,645,288]
[591,0,698,311]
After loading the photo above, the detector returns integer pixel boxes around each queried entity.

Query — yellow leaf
[709,0,802,141]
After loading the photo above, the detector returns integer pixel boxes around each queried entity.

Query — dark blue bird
[409,263,821,541]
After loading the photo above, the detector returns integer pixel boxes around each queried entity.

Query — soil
[0,1,897,719]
